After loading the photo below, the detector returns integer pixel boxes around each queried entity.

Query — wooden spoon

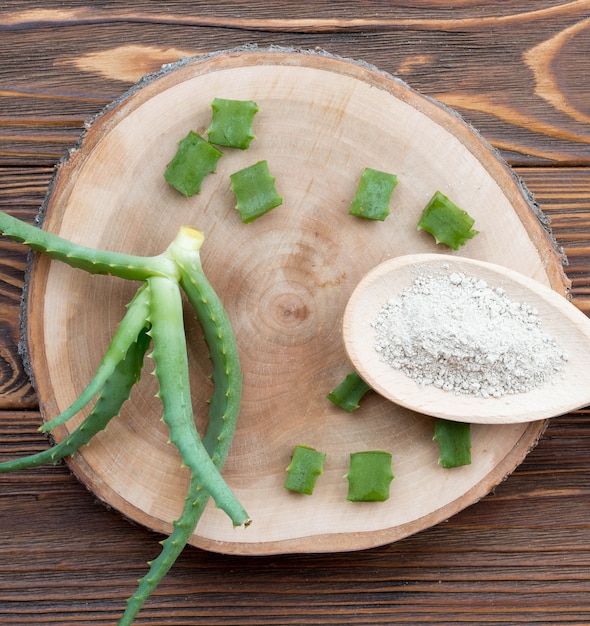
[343,253,590,424]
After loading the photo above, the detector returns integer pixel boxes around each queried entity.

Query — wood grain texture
[2,413,590,624]
[4,166,589,410]
[1,2,589,166]
[0,2,589,624]
[22,48,562,554]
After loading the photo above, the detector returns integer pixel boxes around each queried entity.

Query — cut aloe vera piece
[230,160,283,223]
[284,445,327,495]
[327,371,372,412]
[207,98,259,150]
[345,450,394,502]
[164,131,222,197]
[434,419,472,468]
[417,190,478,250]
[349,167,398,221]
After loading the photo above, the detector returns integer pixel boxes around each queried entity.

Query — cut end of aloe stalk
[175,227,205,252]
[165,227,205,270]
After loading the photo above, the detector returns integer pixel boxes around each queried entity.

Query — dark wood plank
[525,167,590,314]
[1,2,589,166]
[0,168,46,409]
[0,1,578,22]
[1,3,590,624]
[2,411,590,625]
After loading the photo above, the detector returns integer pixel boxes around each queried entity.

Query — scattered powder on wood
[372,269,568,398]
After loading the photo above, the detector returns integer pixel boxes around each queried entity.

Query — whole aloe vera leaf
[417,190,479,250]
[207,98,259,150]
[40,285,151,433]
[0,325,150,472]
[230,160,283,223]
[146,274,249,527]
[0,210,177,280]
[433,419,472,468]
[345,450,394,502]
[327,371,372,412]
[349,167,398,221]
[164,130,222,197]
[284,445,326,495]
[0,216,249,526]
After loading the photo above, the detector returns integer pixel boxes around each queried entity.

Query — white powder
[372,269,568,398]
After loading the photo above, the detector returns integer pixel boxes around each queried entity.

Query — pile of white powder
[372,270,568,398]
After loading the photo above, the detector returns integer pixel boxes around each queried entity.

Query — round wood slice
[24,47,568,555]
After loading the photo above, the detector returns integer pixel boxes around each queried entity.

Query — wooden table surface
[1,2,590,624]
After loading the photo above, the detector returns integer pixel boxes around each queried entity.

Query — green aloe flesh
[284,445,327,495]
[327,371,372,412]
[207,98,259,150]
[417,190,479,250]
[349,167,398,221]
[230,159,283,222]
[434,419,472,468]
[345,451,394,502]
[164,130,222,197]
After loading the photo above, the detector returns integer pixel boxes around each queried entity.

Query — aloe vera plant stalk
[0,212,249,625]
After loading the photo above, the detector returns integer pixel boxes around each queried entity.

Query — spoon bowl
[343,254,590,424]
